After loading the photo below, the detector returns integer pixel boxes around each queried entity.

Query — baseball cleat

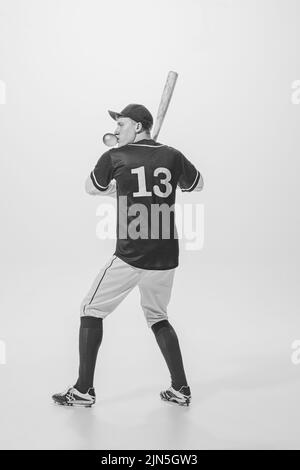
[160,385,191,406]
[52,386,96,407]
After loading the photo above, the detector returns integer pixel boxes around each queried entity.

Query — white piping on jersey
[91,170,110,189]
[182,170,200,191]
[128,144,165,148]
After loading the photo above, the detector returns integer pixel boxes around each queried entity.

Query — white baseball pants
[80,255,176,328]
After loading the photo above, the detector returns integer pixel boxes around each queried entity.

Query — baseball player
[52,104,204,407]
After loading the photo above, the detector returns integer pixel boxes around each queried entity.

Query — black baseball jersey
[90,139,201,270]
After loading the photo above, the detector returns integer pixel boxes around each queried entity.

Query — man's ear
[135,122,143,133]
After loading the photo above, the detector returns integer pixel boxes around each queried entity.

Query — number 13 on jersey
[131,166,172,198]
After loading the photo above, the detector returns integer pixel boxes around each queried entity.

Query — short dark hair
[141,122,152,132]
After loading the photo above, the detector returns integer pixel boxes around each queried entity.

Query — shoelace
[66,389,75,400]
[163,388,189,400]
[58,386,73,396]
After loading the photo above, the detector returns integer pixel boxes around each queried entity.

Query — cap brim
[108,110,123,121]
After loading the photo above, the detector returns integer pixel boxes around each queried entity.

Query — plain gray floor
[1,261,299,450]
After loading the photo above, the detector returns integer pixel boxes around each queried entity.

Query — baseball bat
[152,71,178,141]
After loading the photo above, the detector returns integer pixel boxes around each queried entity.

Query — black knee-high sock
[151,320,188,391]
[74,316,103,394]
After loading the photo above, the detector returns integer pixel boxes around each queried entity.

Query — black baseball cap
[108,104,153,130]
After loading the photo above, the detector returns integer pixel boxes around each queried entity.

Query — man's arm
[85,150,116,197]
[194,172,204,191]
[177,152,204,193]
[85,175,117,197]
[181,170,204,192]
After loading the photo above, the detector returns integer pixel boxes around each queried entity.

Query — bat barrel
[152,71,178,141]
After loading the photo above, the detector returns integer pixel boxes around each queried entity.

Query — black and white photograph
[0,0,299,452]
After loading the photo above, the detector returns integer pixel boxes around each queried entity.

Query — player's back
[92,138,201,270]
[111,139,181,206]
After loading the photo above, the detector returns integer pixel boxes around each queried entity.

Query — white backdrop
[0,0,300,449]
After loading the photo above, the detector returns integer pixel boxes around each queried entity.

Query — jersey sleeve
[90,151,114,192]
[177,152,201,192]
